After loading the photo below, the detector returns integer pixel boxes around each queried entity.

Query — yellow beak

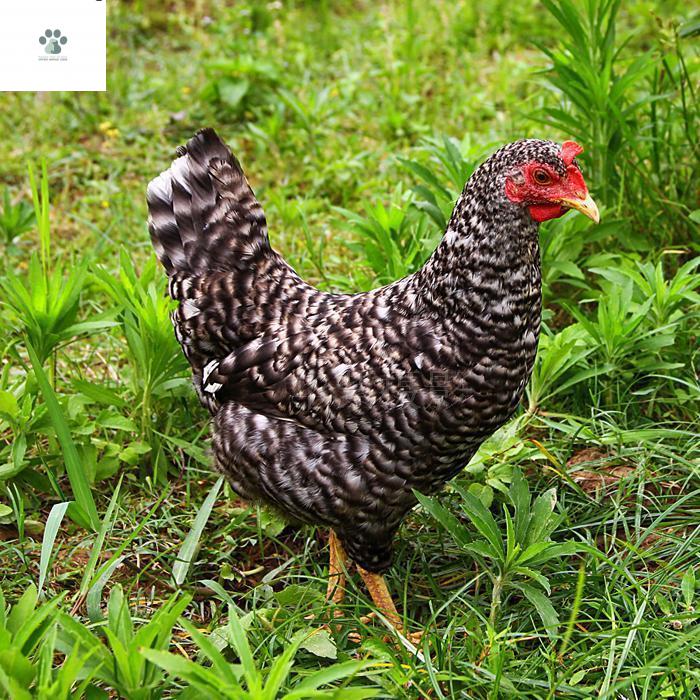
[558,193,600,224]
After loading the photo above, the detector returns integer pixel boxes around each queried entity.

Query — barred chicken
[147,129,598,641]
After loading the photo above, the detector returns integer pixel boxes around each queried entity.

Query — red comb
[561,140,584,166]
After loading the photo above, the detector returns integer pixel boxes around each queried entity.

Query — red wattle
[528,203,565,222]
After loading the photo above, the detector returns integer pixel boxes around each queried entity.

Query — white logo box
[0,0,106,91]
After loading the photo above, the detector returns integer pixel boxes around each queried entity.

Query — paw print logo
[39,29,68,55]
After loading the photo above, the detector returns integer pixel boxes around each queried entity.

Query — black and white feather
[147,128,553,571]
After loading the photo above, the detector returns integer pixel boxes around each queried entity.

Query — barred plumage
[147,128,595,573]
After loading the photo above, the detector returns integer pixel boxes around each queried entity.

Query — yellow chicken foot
[326,530,349,607]
[357,566,423,646]
[306,530,349,627]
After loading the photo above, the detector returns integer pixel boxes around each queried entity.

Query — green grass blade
[140,649,233,698]
[87,555,127,622]
[88,486,170,596]
[262,640,300,699]
[38,501,70,597]
[77,475,123,601]
[179,618,241,688]
[26,341,100,531]
[285,660,375,697]
[7,584,38,636]
[227,607,261,695]
[172,476,223,587]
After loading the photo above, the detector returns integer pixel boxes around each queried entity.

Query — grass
[0,0,699,697]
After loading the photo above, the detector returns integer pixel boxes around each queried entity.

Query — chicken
[147,129,598,641]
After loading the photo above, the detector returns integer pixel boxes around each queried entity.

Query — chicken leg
[326,530,348,605]
[357,565,423,646]
[325,531,421,646]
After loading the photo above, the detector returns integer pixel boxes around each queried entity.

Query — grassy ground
[0,0,699,697]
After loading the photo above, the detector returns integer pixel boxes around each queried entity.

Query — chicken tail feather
[147,129,274,397]
[146,128,269,282]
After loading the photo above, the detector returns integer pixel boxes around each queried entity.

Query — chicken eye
[533,168,551,185]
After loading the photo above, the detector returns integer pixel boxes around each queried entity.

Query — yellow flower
[98,120,113,133]
[182,86,191,95]
[101,200,109,208]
